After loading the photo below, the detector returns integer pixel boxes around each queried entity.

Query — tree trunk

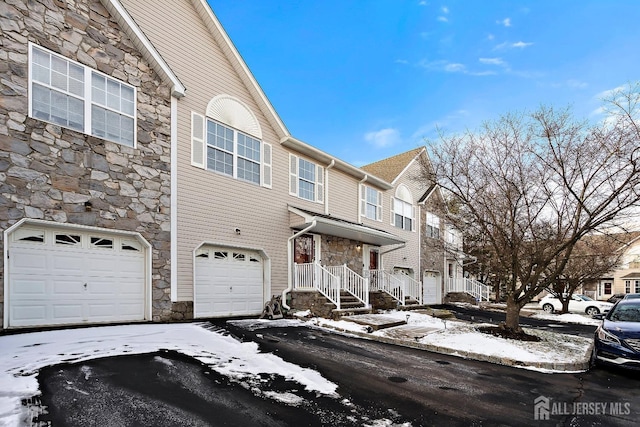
[504,295,523,333]
[561,299,570,314]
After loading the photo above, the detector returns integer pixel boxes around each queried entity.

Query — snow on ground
[530,311,603,326]
[286,309,592,373]
[0,322,338,427]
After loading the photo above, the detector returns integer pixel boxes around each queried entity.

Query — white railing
[400,274,422,305]
[326,264,370,308]
[294,262,341,309]
[445,277,491,302]
[367,270,406,305]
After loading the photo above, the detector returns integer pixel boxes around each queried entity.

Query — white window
[445,225,462,248]
[426,213,440,239]
[191,113,272,187]
[29,44,136,147]
[360,185,382,221]
[289,154,324,203]
[391,185,415,231]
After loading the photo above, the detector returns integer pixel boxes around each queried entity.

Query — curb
[320,325,593,373]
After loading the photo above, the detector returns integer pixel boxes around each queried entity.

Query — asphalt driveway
[24,320,640,427]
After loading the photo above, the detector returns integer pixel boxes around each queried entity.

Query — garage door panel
[52,304,84,320]
[195,248,265,318]
[11,304,47,322]
[10,279,46,296]
[12,249,48,273]
[52,279,86,295]
[8,226,147,328]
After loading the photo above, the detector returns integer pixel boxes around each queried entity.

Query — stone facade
[0,0,178,326]
[321,236,363,274]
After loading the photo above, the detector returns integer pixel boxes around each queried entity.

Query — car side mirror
[592,313,605,320]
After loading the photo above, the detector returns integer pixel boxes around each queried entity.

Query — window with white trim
[445,224,462,249]
[391,185,415,231]
[191,112,272,187]
[360,185,382,221]
[29,44,136,147]
[289,154,324,203]
[426,212,440,239]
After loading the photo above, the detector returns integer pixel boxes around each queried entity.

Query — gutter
[282,220,317,309]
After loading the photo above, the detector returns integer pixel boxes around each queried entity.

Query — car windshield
[575,295,593,301]
[609,305,640,322]
[625,294,640,299]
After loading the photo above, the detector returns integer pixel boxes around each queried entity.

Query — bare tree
[421,83,640,333]
[546,233,627,313]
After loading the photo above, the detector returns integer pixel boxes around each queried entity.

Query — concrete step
[340,314,407,331]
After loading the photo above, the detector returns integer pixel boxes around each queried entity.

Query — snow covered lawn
[0,322,338,427]
[290,310,593,373]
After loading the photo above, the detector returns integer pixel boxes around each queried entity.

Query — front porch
[292,262,423,317]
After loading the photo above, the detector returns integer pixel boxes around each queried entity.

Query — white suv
[538,294,613,315]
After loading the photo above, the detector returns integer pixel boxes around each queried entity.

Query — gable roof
[191,0,290,139]
[360,147,425,184]
[102,0,185,97]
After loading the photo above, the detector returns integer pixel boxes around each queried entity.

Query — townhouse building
[0,0,453,329]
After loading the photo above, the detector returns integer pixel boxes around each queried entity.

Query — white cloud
[364,128,402,148]
[418,0,428,5]
[566,79,588,89]
[487,34,495,41]
[479,57,506,66]
[444,62,465,72]
[512,41,533,48]
[438,16,449,22]
[497,18,511,27]
[494,41,534,50]
[395,59,409,65]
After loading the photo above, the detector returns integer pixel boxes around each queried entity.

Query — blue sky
[210,1,640,166]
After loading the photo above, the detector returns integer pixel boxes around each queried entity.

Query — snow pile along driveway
[0,323,338,427]
[289,310,594,373]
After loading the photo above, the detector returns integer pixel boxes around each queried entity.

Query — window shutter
[390,198,395,226]
[377,191,383,222]
[316,165,324,203]
[412,205,417,231]
[191,112,205,168]
[289,154,298,196]
[262,142,272,188]
[359,184,366,217]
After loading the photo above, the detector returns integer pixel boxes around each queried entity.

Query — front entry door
[369,248,379,270]
[294,234,315,264]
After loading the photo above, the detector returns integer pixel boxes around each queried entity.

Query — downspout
[282,220,317,309]
[358,175,368,220]
[324,160,335,215]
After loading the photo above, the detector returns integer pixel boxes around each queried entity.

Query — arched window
[191,95,271,188]
[391,185,415,231]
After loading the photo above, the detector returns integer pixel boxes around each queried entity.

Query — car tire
[589,346,599,370]
[542,303,554,313]
[586,307,600,316]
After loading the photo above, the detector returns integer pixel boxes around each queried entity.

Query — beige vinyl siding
[324,168,359,220]
[378,159,426,278]
[121,0,292,300]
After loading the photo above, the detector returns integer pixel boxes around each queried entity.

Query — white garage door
[194,247,264,318]
[8,226,147,328]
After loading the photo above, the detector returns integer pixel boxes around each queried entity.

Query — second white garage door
[194,247,264,318]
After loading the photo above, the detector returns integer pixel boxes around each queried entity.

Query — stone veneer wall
[0,0,189,326]
[320,236,364,274]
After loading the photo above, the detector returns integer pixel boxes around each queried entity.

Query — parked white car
[538,294,613,315]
